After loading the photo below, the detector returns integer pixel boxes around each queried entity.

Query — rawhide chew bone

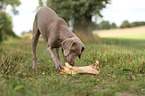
[61,61,100,75]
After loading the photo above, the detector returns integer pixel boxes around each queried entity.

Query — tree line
[93,20,145,30]
[120,20,145,28]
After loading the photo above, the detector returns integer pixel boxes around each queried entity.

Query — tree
[0,12,17,41]
[98,21,111,30]
[120,20,130,28]
[111,22,117,29]
[0,0,21,41]
[38,0,110,42]
[0,0,21,14]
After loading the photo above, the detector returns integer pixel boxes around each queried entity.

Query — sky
[6,0,39,35]
[6,0,145,35]
[100,0,145,26]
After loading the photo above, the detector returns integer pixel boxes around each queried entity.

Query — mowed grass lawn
[0,27,145,96]
[111,33,145,40]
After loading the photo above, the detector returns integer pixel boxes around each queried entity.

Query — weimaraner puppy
[32,7,85,70]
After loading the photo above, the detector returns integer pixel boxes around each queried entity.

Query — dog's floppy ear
[62,38,73,56]
[78,47,85,59]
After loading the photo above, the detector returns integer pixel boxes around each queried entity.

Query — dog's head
[62,37,85,66]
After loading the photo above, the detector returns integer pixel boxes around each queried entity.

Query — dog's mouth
[69,62,75,66]
[65,57,75,66]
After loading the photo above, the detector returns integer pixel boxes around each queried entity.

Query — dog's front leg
[47,47,62,70]
[55,48,64,68]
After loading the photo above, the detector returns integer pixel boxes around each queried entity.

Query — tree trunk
[73,16,95,43]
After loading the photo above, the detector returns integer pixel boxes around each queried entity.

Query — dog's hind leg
[32,18,40,70]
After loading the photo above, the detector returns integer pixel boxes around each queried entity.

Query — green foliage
[120,20,130,28]
[0,0,21,41]
[0,12,17,41]
[120,20,145,29]
[38,0,44,7]
[92,22,99,30]
[0,0,21,14]
[94,20,145,30]
[111,22,117,29]
[130,21,145,27]
[97,21,111,29]
[0,12,13,30]
[21,30,32,35]
[93,21,117,30]
[46,0,110,20]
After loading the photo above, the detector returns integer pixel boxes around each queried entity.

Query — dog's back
[35,7,61,41]
[37,7,59,23]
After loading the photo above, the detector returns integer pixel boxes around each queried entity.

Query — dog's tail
[32,14,38,34]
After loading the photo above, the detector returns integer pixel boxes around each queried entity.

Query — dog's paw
[32,66,37,70]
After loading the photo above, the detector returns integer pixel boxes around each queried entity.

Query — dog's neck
[61,37,78,44]
[59,25,76,41]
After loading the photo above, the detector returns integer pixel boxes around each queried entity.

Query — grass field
[0,27,145,96]
[94,26,145,39]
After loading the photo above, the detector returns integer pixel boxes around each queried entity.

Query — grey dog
[32,7,85,70]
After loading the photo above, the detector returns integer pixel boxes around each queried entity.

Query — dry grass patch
[93,26,145,37]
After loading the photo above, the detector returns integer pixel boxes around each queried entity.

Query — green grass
[0,35,145,96]
[110,33,145,40]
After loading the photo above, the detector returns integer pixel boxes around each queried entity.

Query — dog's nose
[70,62,75,66]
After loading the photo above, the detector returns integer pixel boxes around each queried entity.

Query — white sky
[6,0,39,35]
[99,0,145,26]
[6,0,145,35]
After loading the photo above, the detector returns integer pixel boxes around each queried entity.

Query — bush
[120,20,130,28]
[98,21,111,30]
[21,30,32,35]
[92,22,99,30]
[0,12,17,41]
[93,21,117,30]
[111,23,117,29]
